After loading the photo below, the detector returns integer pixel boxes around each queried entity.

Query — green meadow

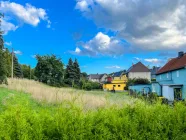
[0,79,186,139]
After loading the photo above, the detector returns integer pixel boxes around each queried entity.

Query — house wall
[89,79,100,83]
[103,83,126,91]
[100,75,107,83]
[129,85,151,94]
[156,68,186,99]
[151,83,161,96]
[128,72,151,81]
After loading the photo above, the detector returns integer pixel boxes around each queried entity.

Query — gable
[128,62,150,73]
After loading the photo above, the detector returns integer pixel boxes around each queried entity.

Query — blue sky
[1,0,186,74]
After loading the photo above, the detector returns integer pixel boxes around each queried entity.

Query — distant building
[127,62,151,81]
[150,66,161,79]
[103,70,128,91]
[88,74,107,83]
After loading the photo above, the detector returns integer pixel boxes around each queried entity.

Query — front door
[174,88,182,100]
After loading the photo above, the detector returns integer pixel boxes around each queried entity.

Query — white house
[127,62,151,81]
[88,74,107,83]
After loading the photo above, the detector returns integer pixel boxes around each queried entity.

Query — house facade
[129,52,186,101]
[103,71,128,91]
[127,62,151,81]
[150,66,160,80]
[88,74,107,83]
[155,52,186,101]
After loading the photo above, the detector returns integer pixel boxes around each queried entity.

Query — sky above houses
[1,0,186,74]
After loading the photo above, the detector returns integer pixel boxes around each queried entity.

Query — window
[167,73,169,78]
[160,75,162,80]
[118,85,121,87]
[113,85,116,87]
[177,71,179,77]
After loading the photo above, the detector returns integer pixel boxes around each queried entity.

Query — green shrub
[82,83,92,91]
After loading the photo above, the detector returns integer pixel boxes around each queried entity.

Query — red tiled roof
[157,54,186,74]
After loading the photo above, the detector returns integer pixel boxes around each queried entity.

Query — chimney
[178,51,184,58]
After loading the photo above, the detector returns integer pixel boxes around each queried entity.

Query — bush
[82,83,92,91]
[90,82,102,90]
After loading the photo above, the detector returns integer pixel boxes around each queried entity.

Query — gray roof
[150,67,161,75]
[127,62,150,73]
[113,70,126,77]
[89,74,106,79]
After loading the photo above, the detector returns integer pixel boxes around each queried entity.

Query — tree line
[0,13,101,90]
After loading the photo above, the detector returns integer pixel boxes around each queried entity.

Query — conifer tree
[65,58,75,86]
[13,55,23,78]
[73,59,81,84]
[0,13,7,84]
[4,48,11,77]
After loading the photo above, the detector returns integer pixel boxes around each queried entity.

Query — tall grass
[2,78,133,109]
[1,79,186,139]
[0,90,186,139]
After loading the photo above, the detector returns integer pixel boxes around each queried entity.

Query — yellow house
[103,71,128,91]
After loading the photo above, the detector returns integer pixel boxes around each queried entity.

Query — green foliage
[13,55,23,78]
[65,58,81,87]
[0,14,7,84]
[90,81,102,90]
[134,78,150,85]
[0,49,7,84]
[73,59,81,84]
[21,64,34,79]
[82,82,92,91]
[35,55,64,87]
[125,78,150,90]
[81,81,102,91]
[65,58,75,86]
[3,48,11,77]
[1,88,186,139]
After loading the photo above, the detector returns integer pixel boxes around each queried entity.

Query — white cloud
[1,19,18,34]
[14,50,22,55]
[105,65,121,69]
[74,32,128,56]
[144,58,162,64]
[4,41,12,46]
[75,0,89,12]
[134,57,141,61]
[0,1,51,34]
[76,0,186,51]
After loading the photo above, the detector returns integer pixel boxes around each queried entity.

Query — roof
[150,67,161,75]
[157,53,186,74]
[113,70,126,77]
[127,62,150,73]
[89,74,106,79]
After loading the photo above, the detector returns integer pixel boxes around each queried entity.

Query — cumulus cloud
[0,1,51,33]
[75,0,186,51]
[75,0,89,12]
[144,58,162,64]
[14,50,22,55]
[74,32,128,56]
[1,19,18,34]
[105,65,121,69]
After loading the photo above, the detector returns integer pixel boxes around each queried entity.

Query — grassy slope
[1,82,186,139]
